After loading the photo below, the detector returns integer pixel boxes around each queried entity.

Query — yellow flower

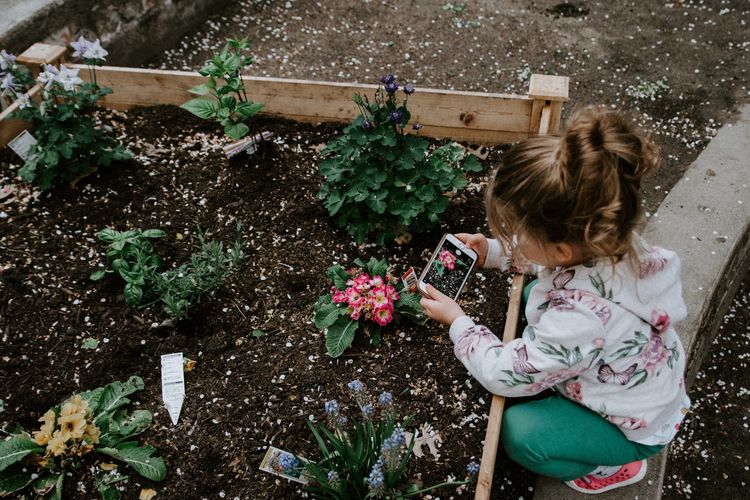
[33,409,56,446]
[46,430,67,457]
[58,412,87,441]
[83,423,101,445]
[60,395,89,417]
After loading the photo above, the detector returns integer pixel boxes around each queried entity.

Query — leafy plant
[13,37,132,190]
[288,380,470,498]
[90,223,244,320]
[0,50,34,108]
[318,75,482,244]
[181,37,264,140]
[0,376,166,499]
[314,257,422,357]
[625,77,669,101]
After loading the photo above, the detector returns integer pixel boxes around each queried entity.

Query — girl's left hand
[419,284,465,326]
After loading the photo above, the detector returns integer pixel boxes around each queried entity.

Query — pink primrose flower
[371,287,389,308]
[374,306,394,326]
[353,273,371,289]
[385,285,399,301]
[438,249,457,270]
[332,290,347,303]
[344,287,361,304]
[370,276,384,288]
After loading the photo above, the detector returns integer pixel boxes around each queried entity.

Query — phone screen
[422,237,475,300]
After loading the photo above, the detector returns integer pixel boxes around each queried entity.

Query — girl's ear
[553,243,575,264]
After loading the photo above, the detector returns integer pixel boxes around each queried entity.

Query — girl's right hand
[456,233,488,267]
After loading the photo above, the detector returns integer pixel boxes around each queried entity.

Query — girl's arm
[449,304,605,398]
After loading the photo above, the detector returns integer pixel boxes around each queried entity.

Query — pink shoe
[565,460,648,495]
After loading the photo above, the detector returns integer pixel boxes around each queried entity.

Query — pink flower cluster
[332,273,400,326]
[438,249,457,270]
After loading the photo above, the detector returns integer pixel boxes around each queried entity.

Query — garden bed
[0,106,539,498]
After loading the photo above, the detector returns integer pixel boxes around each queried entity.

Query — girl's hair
[486,106,659,261]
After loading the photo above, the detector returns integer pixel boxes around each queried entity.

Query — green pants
[506,279,663,481]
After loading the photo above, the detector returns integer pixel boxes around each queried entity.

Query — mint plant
[0,376,166,499]
[318,75,483,244]
[314,257,422,357]
[13,37,131,190]
[287,380,470,498]
[91,224,244,320]
[181,37,264,141]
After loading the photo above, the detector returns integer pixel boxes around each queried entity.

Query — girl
[420,107,689,495]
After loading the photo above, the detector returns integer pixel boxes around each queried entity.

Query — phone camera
[457,249,462,255]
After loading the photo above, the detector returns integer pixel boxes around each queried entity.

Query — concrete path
[533,105,750,499]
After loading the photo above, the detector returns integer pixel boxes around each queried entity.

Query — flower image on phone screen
[422,237,475,299]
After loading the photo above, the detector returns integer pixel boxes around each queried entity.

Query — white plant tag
[160,352,185,425]
[259,446,311,484]
[8,130,38,161]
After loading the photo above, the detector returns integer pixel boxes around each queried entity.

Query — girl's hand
[456,233,488,267]
[419,284,466,326]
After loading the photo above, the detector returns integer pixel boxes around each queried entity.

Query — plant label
[223,131,275,158]
[8,130,38,161]
[259,446,311,484]
[401,266,418,293]
[160,352,185,425]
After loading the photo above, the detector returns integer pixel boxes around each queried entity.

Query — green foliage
[318,79,482,244]
[181,37,264,140]
[625,77,669,101]
[91,224,244,320]
[0,376,165,499]
[14,66,131,190]
[314,257,422,357]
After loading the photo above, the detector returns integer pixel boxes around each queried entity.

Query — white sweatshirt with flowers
[449,237,690,445]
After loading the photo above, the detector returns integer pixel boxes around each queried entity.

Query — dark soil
[0,106,531,499]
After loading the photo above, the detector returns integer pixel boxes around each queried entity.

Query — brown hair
[486,106,659,262]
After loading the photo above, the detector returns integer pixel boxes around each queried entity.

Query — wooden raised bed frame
[0,45,568,499]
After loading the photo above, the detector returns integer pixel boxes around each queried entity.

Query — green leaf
[251,329,264,339]
[93,376,145,424]
[142,229,166,239]
[224,122,250,140]
[82,338,99,350]
[314,302,342,330]
[188,83,213,95]
[236,101,264,118]
[123,282,143,305]
[32,473,59,495]
[0,465,34,496]
[462,154,483,172]
[396,292,423,316]
[180,98,219,120]
[90,268,107,281]
[368,258,388,280]
[0,435,44,472]
[326,265,350,290]
[110,409,152,438]
[325,316,358,358]
[98,442,166,481]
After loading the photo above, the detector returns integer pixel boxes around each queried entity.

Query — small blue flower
[362,119,374,130]
[347,379,365,393]
[378,392,393,407]
[324,399,340,416]
[467,461,480,476]
[403,83,415,95]
[336,415,349,426]
[389,110,403,124]
[384,82,399,94]
[278,453,299,473]
[367,460,386,495]
[361,403,375,417]
[327,470,340,486]
[412,123,422,130]
[380,74,396,85]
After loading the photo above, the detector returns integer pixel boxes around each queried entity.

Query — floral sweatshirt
[449,237,690,445]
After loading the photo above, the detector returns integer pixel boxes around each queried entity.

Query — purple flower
[324,399,340,416]
[362,119,374,130]
[412,123,422,130]
[0,73,17,95]
[380,74,396,85]
[467,461,480,476]
[384,82,399,94]
[0,50,16,71]
[70,37,92,58]
[389,110,403,124]
[367,460,385,495]
[403,83,415,95]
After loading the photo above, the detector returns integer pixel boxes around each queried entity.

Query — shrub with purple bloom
[384,82,399,94]
[362,119,373,130]
[389,110,403,124]
[378,392,393,407]
[324,399,340,416]
[467,461,480,476]
[403,83,415,95]
[380,74,396,84]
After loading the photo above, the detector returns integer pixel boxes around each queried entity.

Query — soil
[0,107,533,499]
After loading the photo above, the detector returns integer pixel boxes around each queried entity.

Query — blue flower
[324,399,340,416]
[403,83,415,95]
[278,453,299,473]
[389,110,403,124]
[361,403,375,417]
[467,461,480,476]
[347,379,365,393]
[367,460,386,496]
[327,470,340,487]
[336,415,349,426]
[380,74,396,85]
[0,50,16,71]
[378,392,393,407]
[412,123,422,130]
[384,82,399,94]
[362,119,374,130]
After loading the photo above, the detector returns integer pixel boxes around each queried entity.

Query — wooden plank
[0,84,41,148]
[474,272,526,500]
[528,74,569,102]
[16,43,67,66]
[67,65,537,145]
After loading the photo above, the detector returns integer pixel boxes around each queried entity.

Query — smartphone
[418,234,478,301]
